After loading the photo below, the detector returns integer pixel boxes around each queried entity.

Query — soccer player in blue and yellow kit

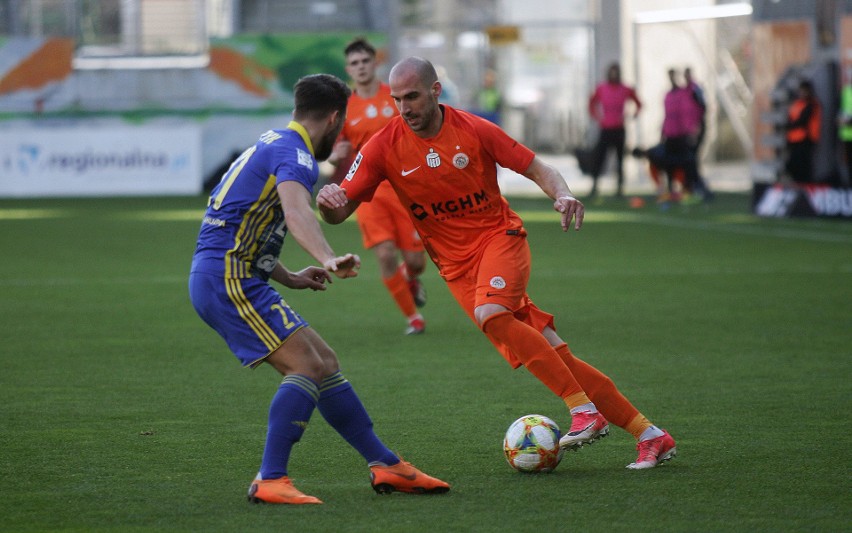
[189,73,449,504]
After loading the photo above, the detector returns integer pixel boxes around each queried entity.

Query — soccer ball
[503,414,564,473]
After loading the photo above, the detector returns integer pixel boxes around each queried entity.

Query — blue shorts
[189,271,308,368]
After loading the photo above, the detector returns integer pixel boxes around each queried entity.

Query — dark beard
[315,120,343,162]
[314,132,336,162]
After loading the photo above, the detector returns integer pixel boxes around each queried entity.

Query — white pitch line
[634,214,852,244]
[0,276,188,287]
[516,210,852,244]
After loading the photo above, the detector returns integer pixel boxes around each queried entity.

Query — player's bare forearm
[271,263,330,290]
[317,183,360,224]
[279,190,360,278]
[523,156,584,232]
[523,157,573,199]
[278,181,337,264]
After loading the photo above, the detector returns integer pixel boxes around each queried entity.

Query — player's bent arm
[278,181,361,278]
[278,181,338,265]
[317,183,361,225]
[522,156,584,232]
[523,157,574,200]
[270,262,330,291]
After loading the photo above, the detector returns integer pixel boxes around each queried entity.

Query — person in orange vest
[784,79,821,184]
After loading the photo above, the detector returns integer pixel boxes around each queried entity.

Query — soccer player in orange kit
[328,38,428,335]
[318,57,676,469]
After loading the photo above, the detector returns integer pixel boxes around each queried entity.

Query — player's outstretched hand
[324,253,361,278]
[554,195,584,232]
[287,266,332,291]
[317,183,349,210]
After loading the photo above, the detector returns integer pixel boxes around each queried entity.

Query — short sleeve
[476,118,535,174]
[340,140,385,202]
[273,142,318,194]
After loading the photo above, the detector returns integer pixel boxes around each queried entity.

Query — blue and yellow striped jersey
[191,122,318,281]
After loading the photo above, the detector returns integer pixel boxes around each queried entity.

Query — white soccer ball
[503,414,564,473]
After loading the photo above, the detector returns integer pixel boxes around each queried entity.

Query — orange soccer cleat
[247,476,323,505]
[369,460,450,495]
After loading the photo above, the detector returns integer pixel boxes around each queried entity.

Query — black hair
[345,37,376,57]
[293,74,351,121]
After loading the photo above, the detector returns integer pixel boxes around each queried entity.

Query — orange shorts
[444,231,555,368]
[355,182,424,251]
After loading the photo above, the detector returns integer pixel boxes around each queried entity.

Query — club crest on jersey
[297,148,314,170]
[453,152,469,169]
[382,105,395,117]
[344,153,362,181]
[490,276,506,289]
[426,149,441,168]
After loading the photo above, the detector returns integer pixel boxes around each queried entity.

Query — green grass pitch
[0,192,849,532]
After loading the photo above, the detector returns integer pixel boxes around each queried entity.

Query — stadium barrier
[752,182,852,218]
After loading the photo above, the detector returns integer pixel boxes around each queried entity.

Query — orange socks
[482,312,590,409]
[553,343,653,439]
[383,267,417,318]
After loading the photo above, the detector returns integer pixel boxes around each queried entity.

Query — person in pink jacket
[587,63,642,198]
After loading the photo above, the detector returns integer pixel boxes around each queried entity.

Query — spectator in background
[785,79,821,184]
[475,68,503,125]
[683,67,713,201]
[587,62,642,199]
[435,64,461,107]
[838,69,852,184]
[655,68,700,203]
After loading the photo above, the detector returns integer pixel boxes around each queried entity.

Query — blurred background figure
[683,67,713,201]
[474,68,503,125]
[586,62,642,200]
[653,67,701,203]
[838,68,852,183]
[784,79,821,184]
[435,64,461,107]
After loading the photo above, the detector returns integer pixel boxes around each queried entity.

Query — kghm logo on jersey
[409,188,490,221]
[426,148,441,168]
[453,152,469,169]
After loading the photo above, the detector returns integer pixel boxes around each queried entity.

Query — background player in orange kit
[328,38,428,335]
[318,56,676,470]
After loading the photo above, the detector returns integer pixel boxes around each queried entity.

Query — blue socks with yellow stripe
[259,374,317,479]
[318,371,399,466]
[259,371,398,479]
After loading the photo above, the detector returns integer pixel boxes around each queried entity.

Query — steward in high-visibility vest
[840,84,852,142]
[785,80,821,183]
[840,82,852,181]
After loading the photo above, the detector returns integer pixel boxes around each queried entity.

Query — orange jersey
[341,82,398,152]
[342,105,536,280]
[341,83,401,208]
